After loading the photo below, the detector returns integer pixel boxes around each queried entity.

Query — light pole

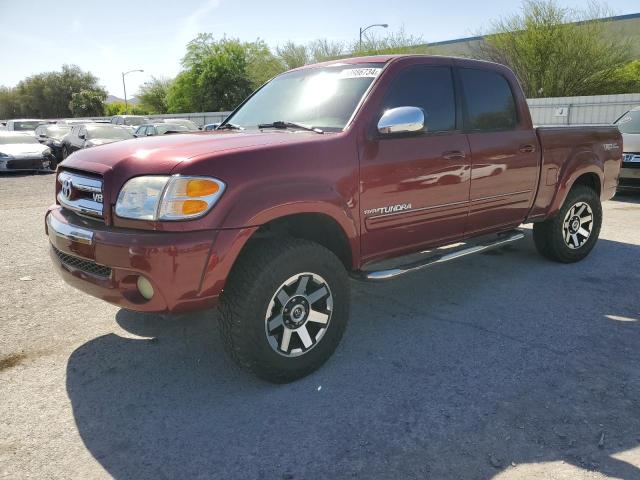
[359,23,388,50]
[122,69,144,114]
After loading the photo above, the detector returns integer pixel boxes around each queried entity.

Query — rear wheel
[533,185,602,263]
[218,238,350,383]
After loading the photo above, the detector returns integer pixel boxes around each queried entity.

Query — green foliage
[167,34,260,112]
[0,87,21,119]
[104,101,150,116]
[1,65,107,118]
[276,41,310,70]
[137,77,171,114]
[69,90,107,117]
[351,27,428,56]
[601,60,640,94]
[475,0,631,97]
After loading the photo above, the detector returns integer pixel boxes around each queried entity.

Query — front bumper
[0,155,52,171]
[45,206,254,313]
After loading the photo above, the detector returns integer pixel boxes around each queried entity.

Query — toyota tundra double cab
[46,55,622,382]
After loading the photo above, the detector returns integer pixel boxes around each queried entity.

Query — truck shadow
[66,233,640,479]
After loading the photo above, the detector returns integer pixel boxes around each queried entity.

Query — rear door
[359,63,471,261]
[457,67,539,235]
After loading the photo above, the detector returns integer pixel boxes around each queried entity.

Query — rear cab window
[458,68,518,131]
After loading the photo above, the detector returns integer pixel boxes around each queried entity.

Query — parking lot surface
[1,172,639,480]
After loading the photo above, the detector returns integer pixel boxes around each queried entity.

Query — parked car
[0,131,54,172]
[56,119,110,125]
[34,124,71,167]
[203,123,220,131]
[5,119,47,135]
[161,118,200,131]
[47,55,622,382]
[614,106,640,192]
[110,115,150,130]
[133,123,189,137]
[60,123,133,159]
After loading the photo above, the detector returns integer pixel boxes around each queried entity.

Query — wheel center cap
[283,296,309,328]
[570,217,580,233]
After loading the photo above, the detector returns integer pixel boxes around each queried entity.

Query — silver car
[614,107,640,192]
[0,131,54,172]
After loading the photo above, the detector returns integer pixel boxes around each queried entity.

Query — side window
[459,68,517,131]
[383,65,456,133]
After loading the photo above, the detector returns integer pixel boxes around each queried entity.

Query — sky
[0,0,638,96]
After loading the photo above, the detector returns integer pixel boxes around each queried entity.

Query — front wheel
[533,185,602,263]
[218,238,350,383]
[61,146,69,160]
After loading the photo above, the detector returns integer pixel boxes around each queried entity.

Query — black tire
[61,146,69,160]
[533,185,602,263]
[218,238,350,383]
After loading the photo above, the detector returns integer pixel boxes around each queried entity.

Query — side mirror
[39,133,46,138]
[78,133,86,140]
[146,131,154,136]
[377,106,425,135]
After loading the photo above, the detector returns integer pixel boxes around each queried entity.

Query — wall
[526,93,640,126]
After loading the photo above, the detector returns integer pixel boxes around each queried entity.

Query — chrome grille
[57,171,104,219]
[52,246,112,278]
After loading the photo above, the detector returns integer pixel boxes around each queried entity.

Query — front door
[359,64,471,262]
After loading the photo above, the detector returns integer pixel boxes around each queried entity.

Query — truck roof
[295,54,508,71]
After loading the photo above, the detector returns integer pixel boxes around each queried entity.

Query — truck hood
[60,130,325,177]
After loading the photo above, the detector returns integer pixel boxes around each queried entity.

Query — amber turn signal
[186,179,220,197]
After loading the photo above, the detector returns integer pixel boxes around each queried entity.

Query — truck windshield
[225,63,385,132]
[615,110,640,134]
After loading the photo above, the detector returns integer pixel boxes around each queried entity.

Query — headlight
[115,175,225,221]
[43,147,52,156]
[52,140,62,147]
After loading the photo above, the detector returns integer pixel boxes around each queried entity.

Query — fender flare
[546,153,604,219]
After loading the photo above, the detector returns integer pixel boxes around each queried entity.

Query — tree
[474,0,631,97]
[0,87,21,119]
[13,65,107,118]
[351,27,427,56]
[276,41,309,70]
[602,60,640,94]
[137,77,171,114]
[69,90,107,117]
[167,34,257,112]
[245,40,286,87]
[104,101,149,116]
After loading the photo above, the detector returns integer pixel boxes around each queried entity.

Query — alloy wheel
[562,201,593,249]
[265,272,333,357]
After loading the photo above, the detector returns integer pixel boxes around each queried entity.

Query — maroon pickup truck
[46,55,622,382]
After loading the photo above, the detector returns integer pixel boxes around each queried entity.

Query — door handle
[442,150,466,160]
[519,144,536,153]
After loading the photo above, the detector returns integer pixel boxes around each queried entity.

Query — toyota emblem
[62,178,73,199]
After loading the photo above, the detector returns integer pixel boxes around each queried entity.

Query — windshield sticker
[338,68,381,79]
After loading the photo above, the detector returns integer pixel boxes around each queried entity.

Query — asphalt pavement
[1,172,639,480]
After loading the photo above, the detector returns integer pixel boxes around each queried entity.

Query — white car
[0,131,54,172]
[614,107,640,192]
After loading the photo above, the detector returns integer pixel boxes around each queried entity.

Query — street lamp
[122,69,144,115]
[359,23,389,50]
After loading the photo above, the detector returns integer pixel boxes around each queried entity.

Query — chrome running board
[352,230,525,281]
